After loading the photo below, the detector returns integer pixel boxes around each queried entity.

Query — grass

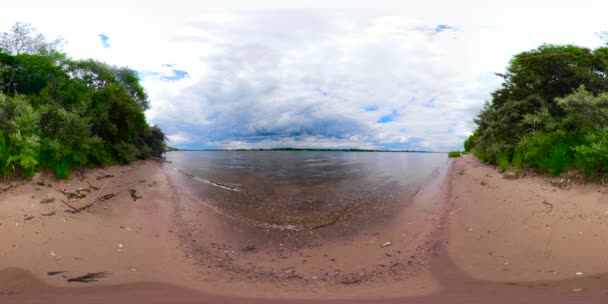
[550,142,569,176]
[497,154,510,171]
[448,151,462,158]
[512,151,523,172]
[54,158,72,179]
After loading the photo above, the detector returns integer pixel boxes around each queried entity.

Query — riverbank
[2,156,608,303]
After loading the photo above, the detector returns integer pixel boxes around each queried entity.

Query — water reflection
[165,151,449,231]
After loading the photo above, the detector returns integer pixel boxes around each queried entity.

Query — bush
[464,133,477,152]
[0,23,167,179]
[572,131,608,176]
[448,151,462,158]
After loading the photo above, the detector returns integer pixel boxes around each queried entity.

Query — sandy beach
[2,156,608,303]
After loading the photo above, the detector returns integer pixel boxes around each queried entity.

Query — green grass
[448,151,462,158]
[512,150,523,172]
[54,158,71,179]
[497,154,510,171]
[550,142,569,176]
[0,133,9,177]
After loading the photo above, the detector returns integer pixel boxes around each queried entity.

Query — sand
[1,156,608,303]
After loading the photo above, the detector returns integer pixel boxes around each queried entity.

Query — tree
[468,45,608,176]
[0,22,64,55]
[0,23,165,179]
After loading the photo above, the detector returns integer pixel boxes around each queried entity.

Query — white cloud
[2,0,608,150]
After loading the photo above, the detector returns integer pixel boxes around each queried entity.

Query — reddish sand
[1,156,608,303]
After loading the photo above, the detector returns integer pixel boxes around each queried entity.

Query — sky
[1,0,607,151]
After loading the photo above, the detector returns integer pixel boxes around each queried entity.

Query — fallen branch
[0,181,27,194]
[41,211,56,216]
[67,180,144,213]
[67,272,110,283]
[61,200,79,213]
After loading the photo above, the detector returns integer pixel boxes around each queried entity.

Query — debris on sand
[381,242,392,248]
[67,272,110,283]
[241,245,257,251]
[47,271,66,276]
[503,171,519,180]
[340,278,362,285]
[129,189,141,202]
[96,173,114,180]
[40,197,55,204]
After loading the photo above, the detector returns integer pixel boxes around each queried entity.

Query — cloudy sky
[1,0,607,151]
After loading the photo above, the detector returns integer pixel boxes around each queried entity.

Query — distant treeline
[0,23,165,179]
[466,44,608,176]
[173,148,436,153]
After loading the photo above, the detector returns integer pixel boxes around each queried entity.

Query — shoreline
[2,156,608,302]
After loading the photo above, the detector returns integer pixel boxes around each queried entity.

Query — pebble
[118,243,124,249]
[381,242,392,248]
[576,272,583,275]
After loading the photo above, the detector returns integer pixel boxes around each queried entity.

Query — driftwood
[66,180,144,213]
[47,271,65,276]
[61,200,79,213]
[0,181,27,194]
[67,272,110,283]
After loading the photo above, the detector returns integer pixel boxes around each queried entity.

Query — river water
[165,151,450,232]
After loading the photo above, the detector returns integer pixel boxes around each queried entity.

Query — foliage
[464,132,477,152]
[467,44,608,177]
[0,23,165,179]
[448,151,461,158]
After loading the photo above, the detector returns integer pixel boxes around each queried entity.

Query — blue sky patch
[364,105,379,111]
[377,110,398,123]
[98,34,110,48]
[434,24,454,33]
[137,69,189,81]
[160,69,189,81]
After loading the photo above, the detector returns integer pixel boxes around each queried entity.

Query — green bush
[466,44,608,177]
[0,23,166,179]
[448,151,462,158]
[572,131,608,176]
[464,133,477,152]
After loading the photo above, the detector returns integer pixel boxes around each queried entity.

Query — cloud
[98,34,110,48]
[146,12,490,151]
[4,1,608,151]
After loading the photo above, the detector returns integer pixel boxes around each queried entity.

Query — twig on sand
[47,271,66,276]
[67,180,144,213]
[61,200,79,213]
[67,272,110,283]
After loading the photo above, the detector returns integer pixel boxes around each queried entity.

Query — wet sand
[2,156,608,303]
